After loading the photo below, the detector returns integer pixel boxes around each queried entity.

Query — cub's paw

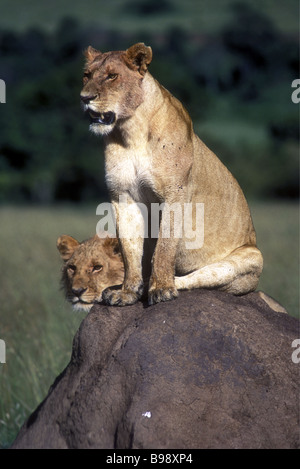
[102,285,142,306]
[148,286,178,306]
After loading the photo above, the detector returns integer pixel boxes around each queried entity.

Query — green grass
[0,202,299,447]
[0,205,96,447]
[251,201,299,318]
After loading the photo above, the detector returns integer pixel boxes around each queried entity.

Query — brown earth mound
[11,289,299,449]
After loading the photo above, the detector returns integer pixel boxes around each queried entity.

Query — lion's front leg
[102,196,145,306]
[148,259,178,305]
[148,202,181,305]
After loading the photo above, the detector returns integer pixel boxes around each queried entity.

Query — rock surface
[11,289,299,449]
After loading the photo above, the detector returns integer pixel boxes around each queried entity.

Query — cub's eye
[106,73,118,81]
[67,264,76,274]
[83,72,91,84]
[93,264,103,273]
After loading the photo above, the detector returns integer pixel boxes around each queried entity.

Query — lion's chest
[105,145,154,202]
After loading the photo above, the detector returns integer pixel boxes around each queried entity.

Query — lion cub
[80,43,263,306]
[57,234,124,311]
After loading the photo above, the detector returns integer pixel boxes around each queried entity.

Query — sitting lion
[57,234,124,311]
[80,43,264,306]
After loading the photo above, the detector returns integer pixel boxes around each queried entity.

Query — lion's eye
[107,73,118,81]
[93,265,103,273]
[67,264,76,274]
[83,72,91,84]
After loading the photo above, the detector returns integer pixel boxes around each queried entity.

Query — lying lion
[80,43,264,306]
[57,234,287,314]
[57,234,124,311]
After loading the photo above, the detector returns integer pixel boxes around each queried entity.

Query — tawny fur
[80,43,263,306]
[57,234,124,311]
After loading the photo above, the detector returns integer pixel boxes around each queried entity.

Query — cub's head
[80,42,152,135]
[57,234,124,312]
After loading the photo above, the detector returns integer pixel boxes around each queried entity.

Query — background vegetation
[0,0,298,448]
[0,0,298,202]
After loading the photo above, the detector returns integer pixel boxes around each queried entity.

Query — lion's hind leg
[175,245,263,295]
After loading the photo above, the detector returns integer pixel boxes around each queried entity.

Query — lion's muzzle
[88,110,116,126]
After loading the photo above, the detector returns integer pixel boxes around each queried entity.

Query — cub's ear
[57,235,80,261]
[125,43,152,76]
[84,45,102,62]
[102,236,121,256]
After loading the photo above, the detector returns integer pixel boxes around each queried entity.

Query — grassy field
[0,202,299,447]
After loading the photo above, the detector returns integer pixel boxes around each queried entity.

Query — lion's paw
[148,286,178,305]
[102,285,142,306]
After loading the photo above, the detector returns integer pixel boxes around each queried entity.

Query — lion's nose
[72,287,87,297]
[80,93,97,104]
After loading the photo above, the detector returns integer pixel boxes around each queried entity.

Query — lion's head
[80,43,152,135]
[57,234,124,312]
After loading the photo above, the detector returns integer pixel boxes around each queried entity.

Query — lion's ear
[125,43,152,76]
[103,236,121,256]
[84,45,102,62]
[57,235,80,261]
